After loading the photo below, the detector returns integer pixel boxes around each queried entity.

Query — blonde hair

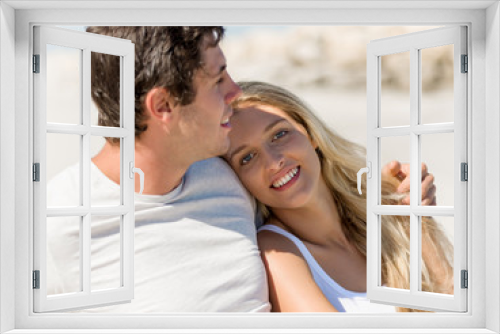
[232,81,453,312]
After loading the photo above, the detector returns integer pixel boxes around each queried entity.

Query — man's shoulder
[183,157,253,201]
[186,157,239,186]
[187,157,234,176]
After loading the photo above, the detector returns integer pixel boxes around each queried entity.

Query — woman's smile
[270,166,301,191]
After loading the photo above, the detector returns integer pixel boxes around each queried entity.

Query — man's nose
[225,76,242,105]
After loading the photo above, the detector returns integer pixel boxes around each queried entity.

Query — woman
[224,81,453,312]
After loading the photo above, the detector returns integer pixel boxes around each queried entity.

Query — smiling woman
[225,81,454,312]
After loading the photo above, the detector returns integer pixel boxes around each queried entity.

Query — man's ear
[144,87,175,122]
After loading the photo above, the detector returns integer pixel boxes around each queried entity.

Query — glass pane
[46,45,81,125]
[420,133,454,206]
[380,51,410,128]
[91,136,121,207]
[380,136,410,205]
[91,215,122,291]
[380,215,410,290]
[46,133,81,207]
[421,216,454,295]
[91,52,121,128]
[46,215,81,295]
[421,45,454,124]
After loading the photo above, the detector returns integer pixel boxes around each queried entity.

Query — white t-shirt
[47,157,270,312]
[258,225,396,313]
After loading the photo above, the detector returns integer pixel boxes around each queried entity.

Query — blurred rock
[223,26,453,91]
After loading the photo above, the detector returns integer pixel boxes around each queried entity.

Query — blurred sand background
[47,25,455,248]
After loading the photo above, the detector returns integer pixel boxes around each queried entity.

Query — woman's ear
[310,137,324,158]
[310,137,319,150]
[144,87,174,122]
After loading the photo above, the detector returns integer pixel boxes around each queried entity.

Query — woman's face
[226,104,323,210]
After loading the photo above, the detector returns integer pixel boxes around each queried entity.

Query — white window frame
[0,1,499,333]
[32,25,136,312]
[366,26,468,312]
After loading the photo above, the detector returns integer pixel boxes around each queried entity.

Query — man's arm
[382,161,436,205]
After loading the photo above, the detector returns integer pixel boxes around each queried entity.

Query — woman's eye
[241,152,255,165]
[273,130,288,140]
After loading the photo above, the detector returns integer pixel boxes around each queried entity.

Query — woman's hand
[382,161,436,206]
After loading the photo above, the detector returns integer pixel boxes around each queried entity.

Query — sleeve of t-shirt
[187,157,261,228]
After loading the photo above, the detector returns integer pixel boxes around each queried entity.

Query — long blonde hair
[232,81,453,312]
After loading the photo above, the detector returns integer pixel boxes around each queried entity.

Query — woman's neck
[269,179,351,249]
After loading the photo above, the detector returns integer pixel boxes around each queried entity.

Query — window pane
[46,133,81,207]
[421,216,454,295]
[91,136,121,207]
[380,215,410,291]
[91,215,122,291]
[91,52,121,128]
[380,51,410,127]
[420,45,454,125]
[47,215,81,295]
[420,133,454,206]
[46,45,82,125]
[380,136,410,205]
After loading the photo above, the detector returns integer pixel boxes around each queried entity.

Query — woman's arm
[258,230,338,312]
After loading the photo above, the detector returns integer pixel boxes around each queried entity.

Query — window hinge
[33,270,40,289]
[33,163,40,182]
[33,54,40,73]
[461,162,468,181]
[461,270,468,289]
[461,54,468,73]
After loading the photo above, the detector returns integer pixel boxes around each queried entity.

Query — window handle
[129,162,145,194]
[357,162,371,195]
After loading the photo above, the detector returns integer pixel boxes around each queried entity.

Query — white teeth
[272,167,299,188]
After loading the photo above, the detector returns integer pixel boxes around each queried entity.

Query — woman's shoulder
[259,217,289,232]
[257,219,303,256]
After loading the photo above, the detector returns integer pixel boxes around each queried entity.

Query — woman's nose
[264,148,285,171]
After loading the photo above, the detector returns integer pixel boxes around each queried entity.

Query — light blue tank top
[258,224,396,313]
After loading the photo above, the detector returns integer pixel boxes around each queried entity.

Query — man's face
[176,40,242,162]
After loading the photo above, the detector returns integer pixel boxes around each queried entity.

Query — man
[47,26,270,312]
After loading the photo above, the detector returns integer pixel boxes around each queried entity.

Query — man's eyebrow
[229,119,287,162]
[207,64,226,78]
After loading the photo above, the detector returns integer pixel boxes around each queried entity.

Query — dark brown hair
[87,26,225,144]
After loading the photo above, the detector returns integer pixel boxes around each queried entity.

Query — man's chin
[216,138,231,157]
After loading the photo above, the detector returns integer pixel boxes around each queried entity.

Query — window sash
[366,25,468,312]
[32,25,136,312]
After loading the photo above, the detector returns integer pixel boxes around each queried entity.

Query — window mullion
[81,47,92,295]
[409,47,420,294]
[121,52,135,295]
